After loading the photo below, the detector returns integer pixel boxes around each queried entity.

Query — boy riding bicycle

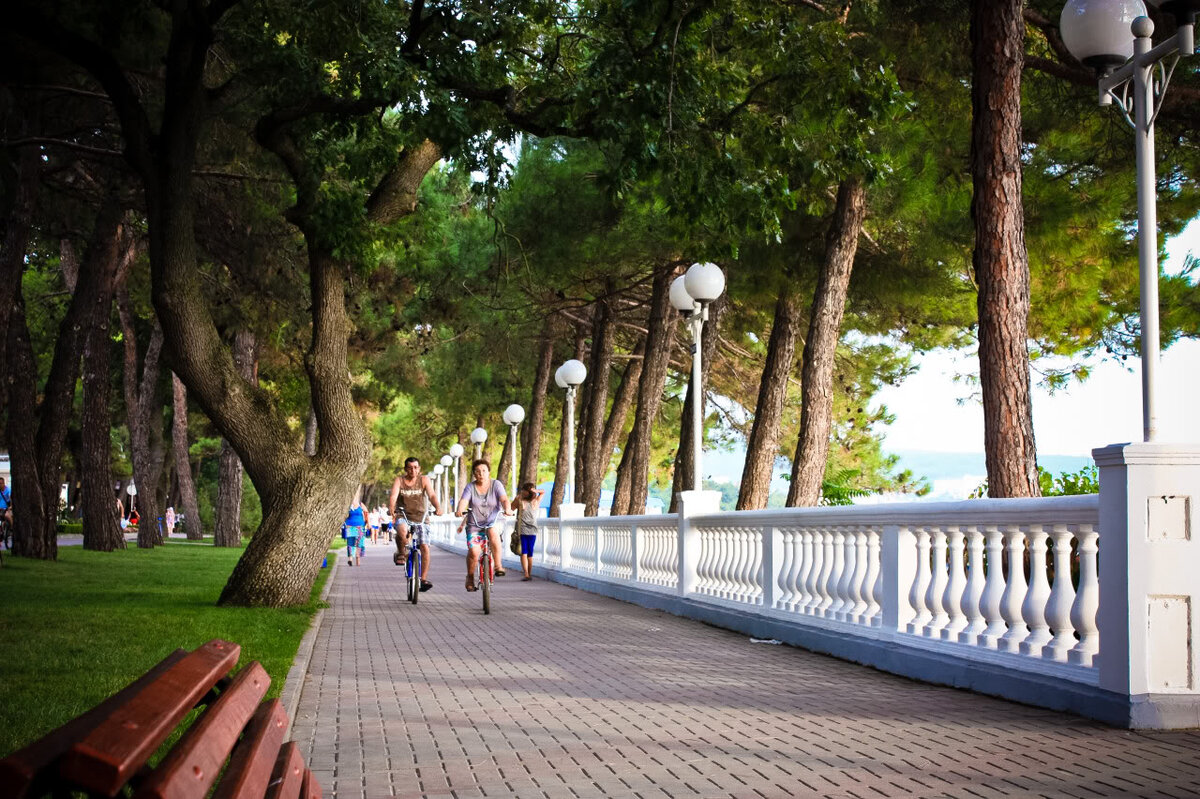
[388,457,443,592]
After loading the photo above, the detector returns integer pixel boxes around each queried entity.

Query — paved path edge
[281,552,340,736]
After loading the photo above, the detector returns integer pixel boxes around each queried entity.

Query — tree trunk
[669,292,728,512]
[971,0,1040,498]
[6,305,52,559]
[579,293,616,516]
[737,286,804,510]
[496,425,515,493]
[117,291,166,548]
[788,177,867,507]
[172,374,204,539]
[303,406,318,456]
[215,329,256,547]
[549,393,572,517]
[0,143,39,412]
[519,315,557,488]
[599,338,645,469]
[613,263,680,516]
[81,220,136,551]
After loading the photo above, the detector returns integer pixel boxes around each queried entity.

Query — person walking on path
[342,499,368,567]
[165,506,176,537]
[512,482,542,581]
[388,457,443,591]
[455,459,512,591]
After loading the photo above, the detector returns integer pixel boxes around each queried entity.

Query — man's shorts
[401,523,429,547]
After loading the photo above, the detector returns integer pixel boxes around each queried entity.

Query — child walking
[513,483,543,581]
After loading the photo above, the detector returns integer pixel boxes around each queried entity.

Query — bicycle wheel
[480,550,491,615]
[408,549,421,605]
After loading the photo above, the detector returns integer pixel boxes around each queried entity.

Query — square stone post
[1095,442,1200,729]
[559,502,584,571]
[881,524,917,633]
[677,490,721,597]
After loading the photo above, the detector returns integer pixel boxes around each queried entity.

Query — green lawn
[0,540,336,757]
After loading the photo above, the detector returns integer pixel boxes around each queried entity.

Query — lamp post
[502,403,526,500]
[555,359,587,505]
[432,463,444,512]
[1060,0,1196,441]
[449,442,464,509]
[470,426,488,461]
[440,455,453,511]
[669,262,726,491]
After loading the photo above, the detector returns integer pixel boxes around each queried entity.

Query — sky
[871,218,1200,459]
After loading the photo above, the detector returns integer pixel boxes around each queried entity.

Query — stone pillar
[1095,442,1200,729]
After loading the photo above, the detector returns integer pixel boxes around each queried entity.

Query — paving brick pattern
[290,541,1200,798]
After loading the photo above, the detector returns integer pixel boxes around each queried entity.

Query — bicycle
[395,509,428,605]
[478,530,494,615]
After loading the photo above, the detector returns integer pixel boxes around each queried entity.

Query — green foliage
[971,464,1099,499]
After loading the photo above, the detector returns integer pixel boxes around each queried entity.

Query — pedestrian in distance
[165,506,176,537]
[455,459,512,591]
[513,483,543,581]
[342,499,368,566]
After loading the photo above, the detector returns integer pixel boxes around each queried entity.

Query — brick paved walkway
[289,540,1200,799]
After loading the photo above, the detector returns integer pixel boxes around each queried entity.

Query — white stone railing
[427,444,1200,730]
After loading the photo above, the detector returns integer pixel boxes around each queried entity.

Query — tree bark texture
[81,220,136,551]
[599,339,645,468]
[549,391,572,517]
[303,407,318,456]
[669,292,728,513]
[0,115,40,413]
[579,295,615,516]
[117,291,166,548]
[7,198,125,558]
[172,374,204,539]
[613,264,679,516]
[497,425,515,491]
[970,0,1040,498]
[737,287,804,510]
[519,316,558,487]
[215,330,257,547]
[788,177,867,507]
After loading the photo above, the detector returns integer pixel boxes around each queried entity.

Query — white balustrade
[865,531,882,626]
[814,528,835,616]
[958,525,986,646]
[799,529,818,613]
[847,530,870,623]
[924,526,950,637]
[824,528,846,618]
[941,525,968,641]
[978,524,1007,649]
[776,528,798,610]
[907,527,931,635]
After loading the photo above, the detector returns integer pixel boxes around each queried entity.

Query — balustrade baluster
[775,529,795,610]
[864,529,882,626]
[924,526,950,637]
[832,528,855,621]
[906,527,932,635]
[941,525,968,641]
[813,528,834,616]
[1020,524,1053,657]
[719,528,737,599]
[1042,523,1078,662]
[817,529,841,617]
[998,525,1030,653]
[798,529,817,613]
[847,530,869,623]
[737,528,754,602]
[1069,523,1100,667]
[978,524,1007,648]
[958,525,986,645]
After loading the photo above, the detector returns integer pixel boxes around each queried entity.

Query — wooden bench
[0,639,320,799]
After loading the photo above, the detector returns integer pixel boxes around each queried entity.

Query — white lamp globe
[1060,0,1148,70]
[440,454,453,467]
[470,427,488,444]
[559,358,587,386]
[433,464,444,476]
[503,403,526,425]
[449,443,464,458]
[669,275,696,312]
[684,261,725,303]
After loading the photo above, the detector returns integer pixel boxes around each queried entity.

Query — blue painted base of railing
[510,555,1166,730]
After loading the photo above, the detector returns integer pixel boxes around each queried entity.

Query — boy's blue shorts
[520,535,536,556]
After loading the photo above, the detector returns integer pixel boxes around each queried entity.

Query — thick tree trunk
[737,287,804,510]
[669,292,728,512]
[971,0,1040,498]
[788,177,867,507]
[613,264,679,516]
[215,330,256,547]
[6,306,53,559]
[172,375,204,540]
[0,144,39,408]
[496,425,515,492]
[579,294,615,516]
[549,395,572,517]
[81,221,135,551]
[117,290,166,548]
[519,316,557,487]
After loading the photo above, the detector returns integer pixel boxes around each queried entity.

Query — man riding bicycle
[388,457,443,592]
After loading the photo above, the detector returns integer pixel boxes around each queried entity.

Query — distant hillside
[888,450,1094,501]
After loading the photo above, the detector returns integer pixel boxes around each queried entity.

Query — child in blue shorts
[343,502,368,566]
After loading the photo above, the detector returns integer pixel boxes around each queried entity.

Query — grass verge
[0,540,337,756]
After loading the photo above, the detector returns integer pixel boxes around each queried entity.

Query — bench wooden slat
[210,699,288,799]
[132,661,270,799]
[0,648,188,799]
[264,742,305,799]
[59,639,241,796]
[299,768,322,799]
